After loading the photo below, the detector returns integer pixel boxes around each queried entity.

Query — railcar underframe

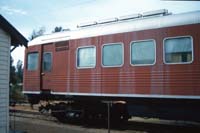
[27,93,200,122]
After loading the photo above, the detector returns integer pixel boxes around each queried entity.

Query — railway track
[9,108,200,133]
[10,109,57,122]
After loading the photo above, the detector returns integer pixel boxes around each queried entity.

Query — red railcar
[23,10,200,121]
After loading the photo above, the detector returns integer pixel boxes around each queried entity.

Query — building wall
[0,28,10,133]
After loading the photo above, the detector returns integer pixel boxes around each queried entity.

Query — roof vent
[97,17,118,24]
[119,14,142,21]
[142,9,168,17]
[77,21,97,28]
[77,9,171,28]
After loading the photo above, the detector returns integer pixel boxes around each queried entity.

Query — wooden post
[107,102,111,133]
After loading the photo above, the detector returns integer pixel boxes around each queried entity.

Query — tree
[52,26,63,33]
[10,58,25,103]
[16,60,23,83]
[10,56,17,85]
[52,26,70,33]
[29,26,46,40]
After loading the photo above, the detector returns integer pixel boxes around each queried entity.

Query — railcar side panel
[99,33,126,94]
[51,41,69,93]
[24,24,200,97]
[66,24,200,97]
[69,37,101,93]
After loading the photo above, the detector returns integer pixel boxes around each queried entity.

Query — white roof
[29,10,200,46]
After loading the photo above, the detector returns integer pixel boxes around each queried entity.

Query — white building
[0,15,27,133]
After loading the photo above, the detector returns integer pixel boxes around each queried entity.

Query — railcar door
[41,43,54,92]
[24,46,41,92]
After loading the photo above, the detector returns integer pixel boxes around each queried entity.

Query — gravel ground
[10,117,134,133]
[9,104,200,133]
[10,115,200,133]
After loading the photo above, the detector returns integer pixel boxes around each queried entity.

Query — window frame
[130,39,156,66]
[27,52,39,71]
[163,35,194,65]
[101,42,124,68]
[42,52,53,72]
[76,45,96,69]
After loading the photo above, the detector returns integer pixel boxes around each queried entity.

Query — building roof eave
[0,15,28,47]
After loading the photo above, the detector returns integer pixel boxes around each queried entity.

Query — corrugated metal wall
[0,28,10,133]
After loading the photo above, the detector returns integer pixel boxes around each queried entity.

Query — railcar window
[43,52,52,72]
[164,36,193,64]
[77,46,96,68]
[131,40,155,65]
[102,43,123,67]
[27,53,38,71]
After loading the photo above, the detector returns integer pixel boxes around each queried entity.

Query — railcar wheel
[27,95,40,105]
[108,102,130,125]
[51,102,69,123]
[51,102,83,123]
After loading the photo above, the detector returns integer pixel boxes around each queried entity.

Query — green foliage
[10,56,17,85]
[10,56,26,102]
[10,84,26,102]
[10,56,23,85]
[16,60,23,83]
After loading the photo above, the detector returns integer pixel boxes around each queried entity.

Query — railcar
[23,9,200,122]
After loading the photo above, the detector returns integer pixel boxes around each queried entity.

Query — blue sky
[0,0,200,65]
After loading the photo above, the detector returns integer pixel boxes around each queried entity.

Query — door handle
[41,73,45,76]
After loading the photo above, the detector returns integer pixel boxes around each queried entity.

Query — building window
[77,46,96,68]
[164,36,193,64]
[43,52,52,72]
[131,40,156,66]
[27,52,38,71]
[102,43,123,67]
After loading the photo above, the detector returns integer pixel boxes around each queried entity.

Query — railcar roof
[29,10,200,46]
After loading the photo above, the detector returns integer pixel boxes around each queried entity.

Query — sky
[0,0,200,66]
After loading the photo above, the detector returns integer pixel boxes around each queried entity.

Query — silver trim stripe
[23,91,200,100]
[23,91,40,94]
